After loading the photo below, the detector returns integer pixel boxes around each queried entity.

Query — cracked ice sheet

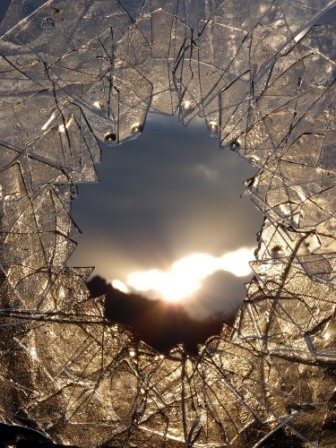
[0,1,336,447]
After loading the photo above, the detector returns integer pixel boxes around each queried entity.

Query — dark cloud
[189,270,252,319]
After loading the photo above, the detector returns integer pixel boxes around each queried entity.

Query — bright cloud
[111,279,130,294]
[112,247,254,303]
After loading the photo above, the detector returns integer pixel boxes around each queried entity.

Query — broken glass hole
[70,116,262,355]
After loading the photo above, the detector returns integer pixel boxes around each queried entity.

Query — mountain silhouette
[87,275,232,355]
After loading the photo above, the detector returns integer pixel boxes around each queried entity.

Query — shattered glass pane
[0,1,336,446]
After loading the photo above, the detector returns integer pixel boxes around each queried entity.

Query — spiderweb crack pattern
[0,1,336,446]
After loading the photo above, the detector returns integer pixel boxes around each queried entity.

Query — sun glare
[112,247,255,303]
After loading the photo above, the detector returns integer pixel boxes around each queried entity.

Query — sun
[112,248,254,303]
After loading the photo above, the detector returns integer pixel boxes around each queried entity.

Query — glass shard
[0,1,336,446]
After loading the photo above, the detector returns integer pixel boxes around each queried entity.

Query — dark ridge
[87,275,232,356]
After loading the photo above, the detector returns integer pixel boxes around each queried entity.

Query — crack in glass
[0,1,336,446]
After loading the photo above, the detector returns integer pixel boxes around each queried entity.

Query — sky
[68,114,263,319]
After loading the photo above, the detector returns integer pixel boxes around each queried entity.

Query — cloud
[114,247,254,303]
[190,269,251,319]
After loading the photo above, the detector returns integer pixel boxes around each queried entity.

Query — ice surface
[0,1,336,446]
